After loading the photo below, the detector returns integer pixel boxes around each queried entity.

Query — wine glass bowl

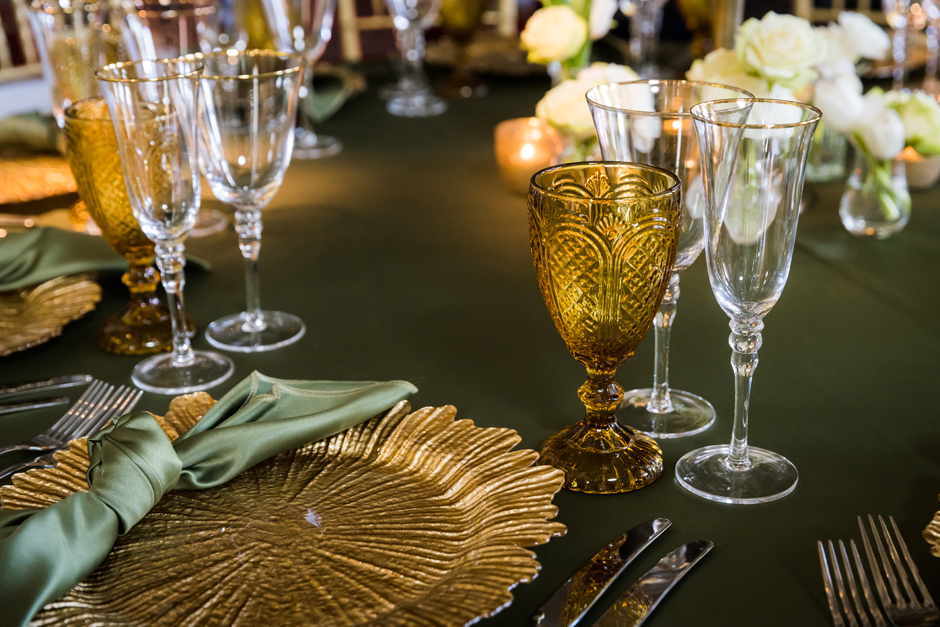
[587,80,754,439]
[528,162,682,494]
[676,98,821,504]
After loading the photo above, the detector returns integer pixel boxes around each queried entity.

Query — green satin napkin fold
[0,372,417,627]
[307,67,366,124]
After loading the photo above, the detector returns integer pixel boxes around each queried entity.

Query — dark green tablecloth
[1,72,938,626]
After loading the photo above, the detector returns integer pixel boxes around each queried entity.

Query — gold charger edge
[1,396,567,627]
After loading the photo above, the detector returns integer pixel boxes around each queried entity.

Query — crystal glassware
[63,97,193,355]
[587,80,754,439]
[528,162,682,494]
[437,0,488,98]
[192,50,307,353]
[117,0,230,237]
[384,0,447,117]
[677,98,820,504]
[840,145,911,238]
[622,0,669,78]
[96,59,235,394]
[262,0,343,158]
[883,0,913,90]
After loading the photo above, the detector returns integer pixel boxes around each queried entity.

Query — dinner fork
[0,380,112,459]
[0,386,142,480]
[859,515,940,627]
[819,538,888,627]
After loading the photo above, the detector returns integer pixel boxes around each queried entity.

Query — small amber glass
[63,97,191,355]
[528,162,681,493]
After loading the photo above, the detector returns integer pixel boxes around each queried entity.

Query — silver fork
[0,386,142,480]
[859,515,940,627]
[0,380,113,459]
[819,538,889,627]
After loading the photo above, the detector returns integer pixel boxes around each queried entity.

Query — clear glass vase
[805,122,847,183]
[839,149,911,239]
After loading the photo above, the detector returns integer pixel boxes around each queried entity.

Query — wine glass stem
[648,272,678,413]
[400,24,427,93]
[155,241,195,367]
[235,207,265,332]
[630,2,662,73]
[892,21,908,91]
[728,319,763,470]
[297,64,319,142]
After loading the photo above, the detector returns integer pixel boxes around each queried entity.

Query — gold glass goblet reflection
[63,97,192,355]
[528,162,681,494]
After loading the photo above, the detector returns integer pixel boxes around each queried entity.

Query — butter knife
[533,518,671,627]
[591,540,714,627]
[0,396,70,415]
[0,375,92,400]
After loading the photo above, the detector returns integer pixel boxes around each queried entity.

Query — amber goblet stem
[578,370,626,428]
[124,248,160,300]
[648,272,679,413]
[234,207,265,332]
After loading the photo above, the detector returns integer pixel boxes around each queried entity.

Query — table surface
[2,71,940,627]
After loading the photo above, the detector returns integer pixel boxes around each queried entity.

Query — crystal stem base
[206,310,305,353]
[538,420,663,494]
[189,209,229,238]
[387,92,447,117]
[675,444,798,504]
[618,387,716,438]
[293,130,342,159]
[131,350,234,395]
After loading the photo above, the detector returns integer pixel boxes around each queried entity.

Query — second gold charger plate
[1,395,567,626]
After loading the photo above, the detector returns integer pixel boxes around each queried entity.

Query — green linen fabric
[0,228,125,292]
[0,372,417,627]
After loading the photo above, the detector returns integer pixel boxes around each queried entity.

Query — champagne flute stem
[155,241,194,367]
[400,24,426,92]
[892,20,908,91]
[728,319,763,469]
[298,64,319,142]
[648,272,678,413]
[235,207,265,332]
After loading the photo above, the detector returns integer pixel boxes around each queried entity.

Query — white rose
[815,24,860,77]
[886,89,940,155]
[575,62,640,86]
[589,0,619,40]
[812,73,864,132]
[521,6,588,65]
[736,12,826,89]
[838,11,890,61]
[536,79,596,139]
[686,48,771,97]
[858,106,905,160]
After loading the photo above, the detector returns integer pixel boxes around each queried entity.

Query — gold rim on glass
[180,50,306,81]
[691,98,823,129]
[95,59,204,83]
[585,79,756,118]
[530,161,681,203]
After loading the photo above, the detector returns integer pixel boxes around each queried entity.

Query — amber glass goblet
[437,0,488,98]
[528,162,681,493]
[63,97,191,355]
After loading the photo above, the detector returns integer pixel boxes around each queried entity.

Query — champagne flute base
[189,209,229,238]
[617,388,716,439]
[538,419,663,494]
[132,350,234,395]
[675,444,798,505]
[387,93,447,118]
[293,130,342,160]
[206,310,305,353]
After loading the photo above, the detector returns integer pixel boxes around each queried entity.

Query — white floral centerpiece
[534,62,640,161]
[520,0,619,81]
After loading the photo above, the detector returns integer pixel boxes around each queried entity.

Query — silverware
[0,375,93,400]
[591,541,714,627]
[860,515,939,627]
[819,538,887,627]
[0,396,70,415]
[0,386,142,480]
[0,380,112,459]
[533,518,671,627]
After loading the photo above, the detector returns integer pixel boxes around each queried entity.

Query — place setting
[0,1,939,626]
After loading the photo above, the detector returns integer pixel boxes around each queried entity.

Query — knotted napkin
[0,372,417,627]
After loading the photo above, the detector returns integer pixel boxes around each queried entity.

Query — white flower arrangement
[814,12,890,79]
[521,0,619,80]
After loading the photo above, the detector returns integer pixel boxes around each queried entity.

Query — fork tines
[819,538,888,627]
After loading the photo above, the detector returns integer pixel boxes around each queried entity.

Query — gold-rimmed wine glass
[63,97,193,355]
[528,162,681,493]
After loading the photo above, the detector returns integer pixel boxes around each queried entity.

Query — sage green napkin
[0,227,125,292]
[0,372,417,627]
[0,112,62,154]
[307,67,366,124]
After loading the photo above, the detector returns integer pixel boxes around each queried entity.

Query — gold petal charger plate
[0,274,101,356]
[0,395,567,626]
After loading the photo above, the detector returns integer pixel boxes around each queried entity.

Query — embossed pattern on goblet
[528,162,681,494]
[64,97,191,355]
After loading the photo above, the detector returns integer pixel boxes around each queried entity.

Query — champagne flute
[193,50,307,352]
[384,0,447,117]
[587,80,754,439]
[96,58,235,394]
[677,98,820,504]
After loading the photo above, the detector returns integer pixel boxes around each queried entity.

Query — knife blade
[591,540,714,627]
[0,375,92,400]
[533,518,671,627]
[0,396,70,415]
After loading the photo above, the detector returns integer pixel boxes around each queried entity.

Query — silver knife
[533,518,671,627]
[0,396,70,415]
[591,540,714,627]
[0,375,92,400]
